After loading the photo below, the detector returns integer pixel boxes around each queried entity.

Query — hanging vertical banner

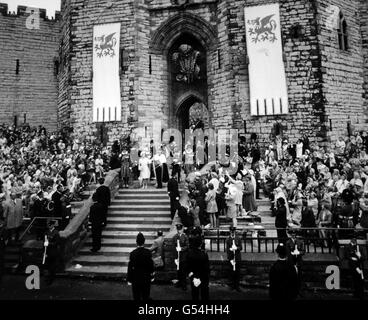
[93,23,121,122]
[244,3,289,116]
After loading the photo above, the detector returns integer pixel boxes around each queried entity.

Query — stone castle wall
[361,0,368,120]
[317,0,366,143]
[221,0,327,145]
[0,0,367,144]
[0,4,60,131]
[58,0,138,143]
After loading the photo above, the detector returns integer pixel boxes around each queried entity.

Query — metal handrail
[203,227,368,255]
[19,216,62,241]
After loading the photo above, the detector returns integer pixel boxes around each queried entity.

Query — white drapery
[92,23,121,122]
[244,3,289,116]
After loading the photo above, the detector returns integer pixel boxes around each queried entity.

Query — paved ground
[0,275,364,300]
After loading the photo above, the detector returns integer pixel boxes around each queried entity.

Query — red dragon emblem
[94,32,117,58]
[247,14,277,43]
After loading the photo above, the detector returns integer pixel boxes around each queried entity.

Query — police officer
[226,226,242,291]
[127,232,154,301]
[173,223,188,290]
[44,220,61,285]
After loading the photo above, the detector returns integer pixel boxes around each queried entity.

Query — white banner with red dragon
[93,23,121,122]
[244,3,289,116]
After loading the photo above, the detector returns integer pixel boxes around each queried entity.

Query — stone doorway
[176,96,209,132]
[168,33,208,132]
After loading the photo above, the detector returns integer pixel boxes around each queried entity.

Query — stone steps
[108,212,169,218]
[66,188,172,277]
[104,224,170,232]
[101,230,157,239]
[109,205,170,211]
[107,216,171,223]
[84,238,154,246]
[66,265,127,276]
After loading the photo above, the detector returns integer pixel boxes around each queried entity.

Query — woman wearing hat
[225,181,238,228]
[138,151,151,189]
[242,175,257,214]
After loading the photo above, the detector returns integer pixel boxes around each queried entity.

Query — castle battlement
[0,3,60,21]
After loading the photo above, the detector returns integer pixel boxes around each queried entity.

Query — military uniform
[173,227,189,290]
[226,229,242,291]
[44,224,61,285]
[0,225,6,283]
[286,235,305,292]
[349,242,365,299]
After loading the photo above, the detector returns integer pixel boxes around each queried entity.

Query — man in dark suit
[186,234,210,300]
[32,191,48,240]
[89,193,104,252]
[226,226,243,291]
[127,232,154,301]
[51,184,63,219]
[269,243,299,300]
[173,223,188,290]
[95,177,111,227]
[167,174,180,220]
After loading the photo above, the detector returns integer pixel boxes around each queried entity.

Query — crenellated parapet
[0,3,61,21]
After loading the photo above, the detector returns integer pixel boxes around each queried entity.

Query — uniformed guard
[348,238,365,299]
[172,223,188,290]
[285,228,305,292]
[43,220,61,285]
[0,222,6,284]
[226,226,242,291]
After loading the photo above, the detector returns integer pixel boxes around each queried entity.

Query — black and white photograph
[0,0,367,314]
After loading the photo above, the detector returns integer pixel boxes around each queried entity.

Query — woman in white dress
[138,152,151,189]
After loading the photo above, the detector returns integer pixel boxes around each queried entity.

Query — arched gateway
[150,13,217,134]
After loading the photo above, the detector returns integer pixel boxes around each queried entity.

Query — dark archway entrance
[150,12,217,135]
[168,33,208,131]
[176,94,209,132]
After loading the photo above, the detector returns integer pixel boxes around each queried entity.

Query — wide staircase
[65,188,172,277]
[3,184,96,274]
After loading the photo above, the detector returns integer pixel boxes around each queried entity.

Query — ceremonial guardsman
[167,173,180,220]
[153,149,163,189]
[172,223,188,290]
[226,226,242,291]
[348,238,365,299]
[285,228,305,292]
[43,220,61,285]
[120,149,131,188]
